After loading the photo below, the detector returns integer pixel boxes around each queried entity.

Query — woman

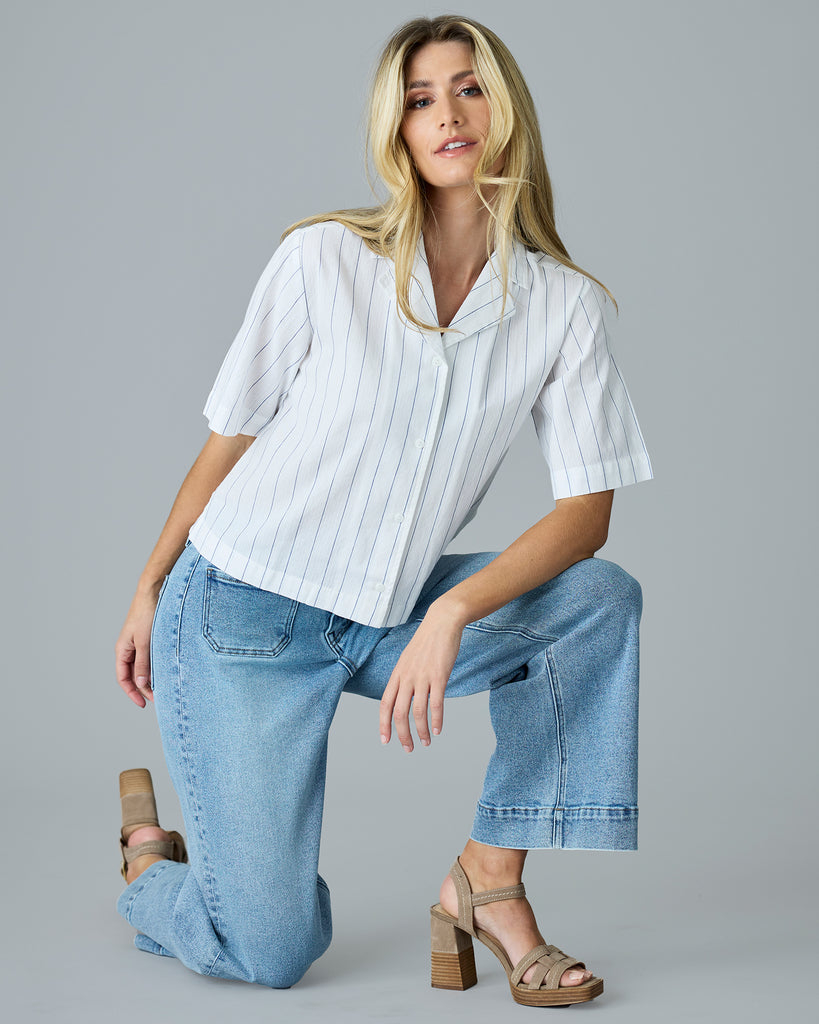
[115,14,652,1007]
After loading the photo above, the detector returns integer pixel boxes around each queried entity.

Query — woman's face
[399,40,503,193]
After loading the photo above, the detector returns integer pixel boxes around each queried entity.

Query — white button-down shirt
[188,220,652,626]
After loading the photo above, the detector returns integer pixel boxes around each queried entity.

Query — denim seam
[173,554,225,940]
[205,947,226,977]
[322,627,357,678]
[149,576,172,690]
[544,647,567,847]
[174,552,201,664]
[475,803,638,818]
[464,620,560,644]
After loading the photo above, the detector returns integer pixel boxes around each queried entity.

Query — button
[432,356,443,368]
[415,438,425,449]
[374,583,386,594]
[394,514,404,524]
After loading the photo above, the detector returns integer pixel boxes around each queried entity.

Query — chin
[425,169,479,190]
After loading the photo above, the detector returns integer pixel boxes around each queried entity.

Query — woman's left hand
[379,609,464,751]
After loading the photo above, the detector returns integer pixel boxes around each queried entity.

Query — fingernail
[403,745,412,753]
[380,735,388,744]
[432,728,440,735]
[136,676,148,686]
[422,739,430,747]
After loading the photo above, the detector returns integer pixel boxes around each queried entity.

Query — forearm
[135,431,255,598]
[429,490,614,629]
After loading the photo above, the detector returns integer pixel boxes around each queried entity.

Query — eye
[406,95,431,110]
[459,84,482,97]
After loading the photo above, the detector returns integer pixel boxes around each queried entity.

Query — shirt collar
[377,232,532,346]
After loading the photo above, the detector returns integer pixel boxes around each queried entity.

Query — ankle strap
[121,838,176,864]
[449,858,526,934]
[472,883,526,905]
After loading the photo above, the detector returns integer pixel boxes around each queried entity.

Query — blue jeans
[117,541,641,987]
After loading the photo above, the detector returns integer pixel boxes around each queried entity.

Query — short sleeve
[532,276,653,498]
[202,228,313,436]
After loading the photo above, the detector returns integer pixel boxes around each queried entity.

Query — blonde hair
[282,14,615,333]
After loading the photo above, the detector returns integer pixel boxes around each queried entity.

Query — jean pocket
[202,567,297,657]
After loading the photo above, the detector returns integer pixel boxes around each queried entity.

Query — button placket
[369,342,451,605]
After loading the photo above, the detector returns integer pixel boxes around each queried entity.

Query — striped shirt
[188,220,653,627]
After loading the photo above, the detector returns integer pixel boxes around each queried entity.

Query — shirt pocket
[202,566,297,657]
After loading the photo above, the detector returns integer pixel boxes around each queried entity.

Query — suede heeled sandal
[430,858,604,1007]
[119,768,187,882]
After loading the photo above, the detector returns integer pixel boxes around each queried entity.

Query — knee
[215,898,331,988]
[213,931,324,989]
[251,954,315,990]
[574,557,643,621]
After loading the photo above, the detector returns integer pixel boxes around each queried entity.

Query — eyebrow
[405,69,476,91]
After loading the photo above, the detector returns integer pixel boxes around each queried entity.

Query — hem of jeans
[134,933,177,957]
[117,861,231,978]
[116,859,180,922]
[471,803,638,851]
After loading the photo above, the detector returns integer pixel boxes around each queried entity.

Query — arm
[379,489,614,750]
[114,431,255,708]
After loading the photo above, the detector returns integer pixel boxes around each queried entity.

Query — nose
[438,96,462,129]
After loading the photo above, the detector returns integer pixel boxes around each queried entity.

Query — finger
[115,651,147,708]
[392,688,415,752]
[379,680,398,744]
[133,649,153,704]
[412,689,431,746]
[116,667,146,708]
[128,686,148,708]
[137,680,154,704]
[430,684,445,737]
[131,622,155,704]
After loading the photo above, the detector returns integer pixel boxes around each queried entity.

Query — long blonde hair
[282,14,615,333]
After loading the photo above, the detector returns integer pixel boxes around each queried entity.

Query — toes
[523,966,592,988]
[560,968,593,987]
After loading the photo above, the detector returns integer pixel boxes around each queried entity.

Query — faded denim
[117,541,641,987]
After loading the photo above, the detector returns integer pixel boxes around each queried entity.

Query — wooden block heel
[119,769,160,834]
[430,906,478,990]
[119,768,154,798]
[431,948,478,990]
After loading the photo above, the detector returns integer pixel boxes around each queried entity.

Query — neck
[422,183,497,285]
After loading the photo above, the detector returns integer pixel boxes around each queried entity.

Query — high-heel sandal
[119,768,187,882]
[430,857,604,1007]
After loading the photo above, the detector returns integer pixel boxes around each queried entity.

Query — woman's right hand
[115,586,162,708]
[113,433,256,708]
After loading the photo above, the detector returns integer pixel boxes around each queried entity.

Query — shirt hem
[187,522,405,628]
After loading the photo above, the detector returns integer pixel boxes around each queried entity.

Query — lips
[435,136,476,154]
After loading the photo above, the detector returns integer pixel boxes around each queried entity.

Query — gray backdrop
[3,1,816,1020]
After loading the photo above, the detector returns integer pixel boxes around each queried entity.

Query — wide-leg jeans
[117,540,642,987]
